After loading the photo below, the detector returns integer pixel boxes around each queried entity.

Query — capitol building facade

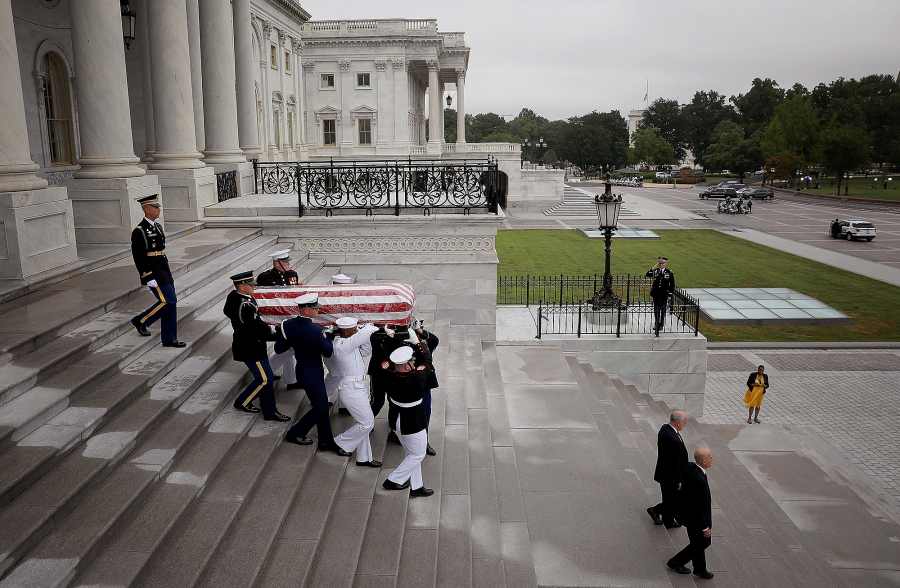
[1,0,504,281]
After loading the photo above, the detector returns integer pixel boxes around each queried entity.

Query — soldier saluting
[256,249,299,287]
[129,195,185,348]
[646,256,676,336]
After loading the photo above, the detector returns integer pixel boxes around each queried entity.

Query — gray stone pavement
[703,348,900,520]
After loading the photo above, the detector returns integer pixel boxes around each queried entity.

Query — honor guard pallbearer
[129,195,186,348]
[256,249,299,286]
[223,271,291,422]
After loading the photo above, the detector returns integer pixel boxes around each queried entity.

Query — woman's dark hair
[757,365,765,370]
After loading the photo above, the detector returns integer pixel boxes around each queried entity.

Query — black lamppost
[520,139,530,168]
[591,171,624,310]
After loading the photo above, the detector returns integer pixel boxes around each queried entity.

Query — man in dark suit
[645,256,676,336]
[129,194,185,347]
[667,447,715,580]
[647,410,689,529]
[280,293,349,456]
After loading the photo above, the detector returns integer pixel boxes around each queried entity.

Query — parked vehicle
[831,219,876,241]
[655,171,672,181]
[743,187,774,200]
[699,186,740,199]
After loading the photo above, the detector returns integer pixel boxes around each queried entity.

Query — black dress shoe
[162,341,187,348]
[666,562,691,575]
[694,570,714,580]
[356,460,383,468]
[285,435,313,445]
[131,317,151,337]
[426,443,437,456]
[338,407,351,416]
[647,507,664,525]
[386,431,401,445]
[320,445,351,457]
[410,486,434,498]
[285,383,304,391]
[664,520,682,529]
[234,403,261,414]
[263,412,291,422]
[382,479,410,491]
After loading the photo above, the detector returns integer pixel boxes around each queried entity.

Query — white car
[832,219,877,241]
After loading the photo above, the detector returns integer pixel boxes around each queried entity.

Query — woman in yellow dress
[743,365,769,424]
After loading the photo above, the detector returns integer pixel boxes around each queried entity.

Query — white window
[356,72,371,88]
[320,73,335,89]
[287,111,295,146]
[323,119,336,145]
[270,45,278,70]
[273,109,282,147]
[284,51,291,74]
[358,118,372,145]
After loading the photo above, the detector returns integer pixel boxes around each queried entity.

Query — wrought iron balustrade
[252,158,503,216]
[216,170,239,202]
[498,274,700,338]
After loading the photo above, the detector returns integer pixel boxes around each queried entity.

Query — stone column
[0,0,78,277]
[293,39,306,150]
[427,61,441,154]
[233,0,260,160]
[456,69,466,144]
[186,0,205,152]
[302,61,315,150]
[198,0,244,166]
[148,0,214,221]
[138,0,155,161]
[392,59,409,148]
[339,58,352,151]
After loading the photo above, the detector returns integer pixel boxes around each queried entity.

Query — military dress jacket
[223,291,273,362]
[255,267,299,287]
[646,268,676,300]
[274,316,334,383]
[131,219,172,285]
[413,330,440,390]
[385,366,433,435]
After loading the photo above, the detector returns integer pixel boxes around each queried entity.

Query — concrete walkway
[719,227,900,288]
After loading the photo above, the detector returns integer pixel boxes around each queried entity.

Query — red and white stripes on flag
[253,283,416,326]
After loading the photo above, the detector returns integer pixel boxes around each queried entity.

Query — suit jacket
[645,267,676,300]
[746,372,769,389]
[131,219,172,285]
[223,291,273,362]
[653,424,688,484]
[255,267,299,287]
[275,316,333,387]
[678,463,712,531]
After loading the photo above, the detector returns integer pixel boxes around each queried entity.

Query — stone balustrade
[440,32,466,46]
[444,142,521,154]
[303,18,438,36]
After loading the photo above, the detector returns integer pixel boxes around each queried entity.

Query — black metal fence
[252,158,504,216]
[216,170,239,202]
[498,274,700,337]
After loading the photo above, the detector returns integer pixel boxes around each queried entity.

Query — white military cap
[335,316,358,329]
[270,249,291,260]
[389,346,414,364]
[331,273,354,284]
[294,292,318,306]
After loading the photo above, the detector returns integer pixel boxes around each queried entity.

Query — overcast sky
[300,0,900,121]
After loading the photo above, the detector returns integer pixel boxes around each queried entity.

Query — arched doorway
[38,51,77,166]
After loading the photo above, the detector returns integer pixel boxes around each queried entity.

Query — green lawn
[798,176,900,201]
[496,229,900,342]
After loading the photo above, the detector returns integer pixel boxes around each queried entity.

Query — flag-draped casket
[253,283,416,326]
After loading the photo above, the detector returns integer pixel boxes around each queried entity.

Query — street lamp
[520,138,531,169]
[446,94,452,108]
[591,173,624,310]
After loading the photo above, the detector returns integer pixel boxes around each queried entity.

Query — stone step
[0,227,263,365]
[0,233,278,409]
[131,398,305,588]
[0,357,249,586]
[0,240,282,447]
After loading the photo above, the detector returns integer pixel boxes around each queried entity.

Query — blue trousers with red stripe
[134,282,178,344]
[234,358,277,417]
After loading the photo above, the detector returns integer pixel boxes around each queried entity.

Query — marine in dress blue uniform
[130,195,185,347]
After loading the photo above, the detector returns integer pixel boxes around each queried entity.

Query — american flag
[253,283,416,326]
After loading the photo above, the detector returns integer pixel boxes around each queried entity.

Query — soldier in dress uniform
[381,346,434,498]
[258,250,300,391]
[256,249,299,287]
[223,271,290,421]
[279,293,349,456]
[646,256,677,336]
[129,195,185,347]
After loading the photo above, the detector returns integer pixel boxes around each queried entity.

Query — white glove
[147,279,158,288]
[384,325,395,337]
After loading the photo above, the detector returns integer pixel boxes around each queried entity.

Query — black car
[742,188,774,200]
[699,186,740,199]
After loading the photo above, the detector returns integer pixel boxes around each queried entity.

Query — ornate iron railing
[252,158,503,216]
[498,274,700,337]
[216,170,239,202]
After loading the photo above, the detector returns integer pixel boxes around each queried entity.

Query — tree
[730,78,785,136]
[760,95,820,165]
[820,124,870,195]
[682,90,735,168]
[467,113,509,143]
[508,108,550,143]
[639,98,686,160]
[704,120,763,181]
[631,127,675,166]
[444,108,457,143]
[555,110,629,174]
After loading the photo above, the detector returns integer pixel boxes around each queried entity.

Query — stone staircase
[543,185,639,217]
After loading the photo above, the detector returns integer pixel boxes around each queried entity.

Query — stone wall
[508,168,566,212]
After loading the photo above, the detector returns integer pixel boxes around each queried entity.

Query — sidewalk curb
[773,187,900,206]
[708,341,900,349]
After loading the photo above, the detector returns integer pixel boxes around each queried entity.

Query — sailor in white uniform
[330,316,381,467]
